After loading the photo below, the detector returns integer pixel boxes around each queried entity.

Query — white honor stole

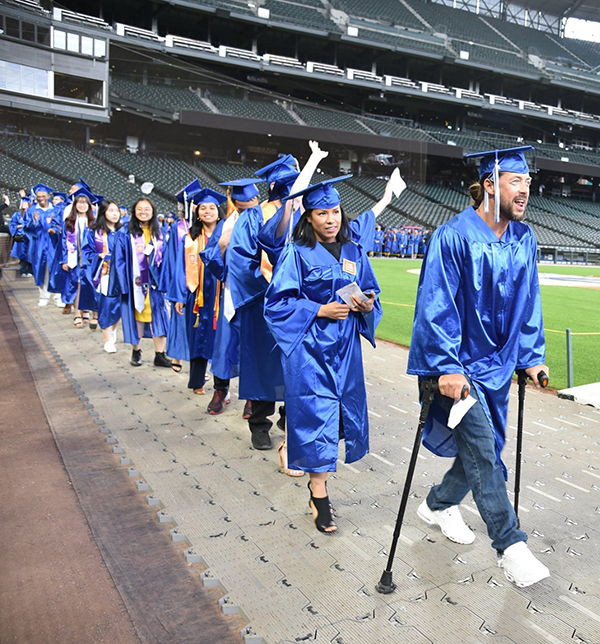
[67,223,78,269]
[131,236,146,313]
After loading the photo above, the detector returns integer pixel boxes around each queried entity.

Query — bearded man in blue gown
[407,146,550,588]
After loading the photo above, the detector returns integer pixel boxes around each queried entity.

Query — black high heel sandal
[308,481,337,534]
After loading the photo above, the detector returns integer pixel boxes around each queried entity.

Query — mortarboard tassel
[493,157,500,224]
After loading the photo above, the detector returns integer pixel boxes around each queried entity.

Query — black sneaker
[131,349,142,367]
[251,430,273,450]
[154,351,172,368]
[207,389,231,415]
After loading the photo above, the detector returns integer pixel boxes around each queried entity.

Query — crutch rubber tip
[376,570,396,594]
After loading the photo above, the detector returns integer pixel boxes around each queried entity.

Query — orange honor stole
[184,232,207,327]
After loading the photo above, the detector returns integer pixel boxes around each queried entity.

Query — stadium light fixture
[194,150,201,156]
[89,138,95,144]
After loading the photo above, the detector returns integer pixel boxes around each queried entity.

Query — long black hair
[93,199,123,233]
[189,201,225,241]
[128,197,160,237]
[293,206,351,248]
[65,195,94,233]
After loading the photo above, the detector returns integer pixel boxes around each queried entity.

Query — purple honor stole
[176,219,189,246]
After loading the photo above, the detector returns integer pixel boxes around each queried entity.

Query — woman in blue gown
[170,188,227,394]
[109,197,171,369]
[57,190,98,327]
[83,199,122,353]
[265,177,382,533]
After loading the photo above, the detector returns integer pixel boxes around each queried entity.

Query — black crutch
[513,369,549,526]
[376,378,469,594]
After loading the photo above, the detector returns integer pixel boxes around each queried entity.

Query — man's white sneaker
[54,298,65,308]
[103,342,117,354]
[417,500,475,544]
[38,299,48,307]
[498,541,550,587]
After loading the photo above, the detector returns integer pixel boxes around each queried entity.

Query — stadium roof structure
[515,0,600,21]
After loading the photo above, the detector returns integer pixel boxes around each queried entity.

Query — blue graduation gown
[82,228,121,328]
[228,205,284,401]
[265,241,382,472]
[9,212,27,260]
[170,232,219,361]
[200,220,239,380]
[108,228,169,345]
[164,220,191,362]
[24,205,62,285]
[54,222,98,310]
[407,206,545,474]
[373,229,383,253]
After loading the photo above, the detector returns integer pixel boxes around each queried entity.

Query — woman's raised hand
[308,140,329,162]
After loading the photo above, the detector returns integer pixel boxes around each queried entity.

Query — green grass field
[371,258,600,390]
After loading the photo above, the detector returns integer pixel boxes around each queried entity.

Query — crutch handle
[460,384,470,400]
[516,369,549,388]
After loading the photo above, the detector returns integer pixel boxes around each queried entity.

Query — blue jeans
[426,387,527,552]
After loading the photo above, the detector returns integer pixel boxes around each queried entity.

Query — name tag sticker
[343,259,356,275]
[143,243,154,256]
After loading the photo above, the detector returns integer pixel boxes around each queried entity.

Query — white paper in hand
[336,281,368,307]
[390,168,407,198]
[447,394,477,429]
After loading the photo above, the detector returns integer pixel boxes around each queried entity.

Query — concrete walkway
[3,269,600,644]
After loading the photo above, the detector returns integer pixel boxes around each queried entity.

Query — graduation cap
[175,179,202,204]
[190,187,227,206]
[32,183,53,195]
[285,174,353,210]
[267,173,299,203]
[255,154,299,184]
[466,146,534,223]
[75,177,92,191]
[175,178,203,225]
[93,194,105,205]
[219,177,264,202]
[53,192,67,201]
[69,186,95,203]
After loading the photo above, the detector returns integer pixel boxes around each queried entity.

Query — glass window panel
[81,36,94,56]
[22,22,35,42]
[81,36,93,56]
[94,39,106,58]
[6,17,19,38]
[37,25,50,46]
[66,33,79,52]
[53,29,66,49]
[6,76,20,91]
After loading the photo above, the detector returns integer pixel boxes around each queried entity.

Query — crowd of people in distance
[5,141,555,589]
[370,224,431,258]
